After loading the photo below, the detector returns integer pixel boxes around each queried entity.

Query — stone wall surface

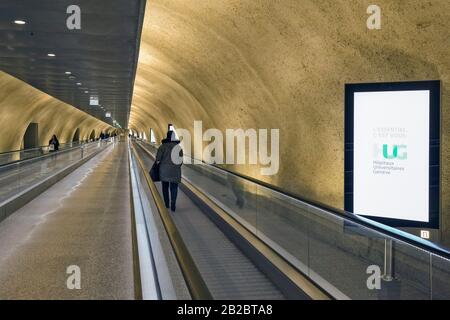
[127,0,449,242]
[0,71,112,151]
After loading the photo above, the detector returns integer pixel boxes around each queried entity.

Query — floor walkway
[134,143,285,300]
[0,141,135,299]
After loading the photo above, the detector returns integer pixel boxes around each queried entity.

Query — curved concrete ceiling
[0,70,111,152]
[0,0,145,128]
[129,0,449,211]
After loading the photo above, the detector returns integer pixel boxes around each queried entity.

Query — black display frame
[344,80,441,229]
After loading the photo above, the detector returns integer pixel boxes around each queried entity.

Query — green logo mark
[382,144,407,160]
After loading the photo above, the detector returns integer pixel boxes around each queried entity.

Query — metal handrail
[130,143,213,300]
[0,141,83,156]
[0,147,41,155]
[137,140,450,261]
[0,140,102,170]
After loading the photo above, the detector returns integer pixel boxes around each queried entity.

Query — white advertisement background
[353,90,430,222]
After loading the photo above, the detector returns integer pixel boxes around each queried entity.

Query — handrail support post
[382,239,394,282]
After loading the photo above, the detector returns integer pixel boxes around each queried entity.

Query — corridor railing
[0,139,112,204]
[137,139,450,300]
[0,140,102,166]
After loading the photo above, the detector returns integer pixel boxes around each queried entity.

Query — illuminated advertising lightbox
[345,81,440,228]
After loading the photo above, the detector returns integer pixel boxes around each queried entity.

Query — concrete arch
[129,0,450,217]
[0,71,112,153]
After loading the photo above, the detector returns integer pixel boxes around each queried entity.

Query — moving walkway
[0,140,112,222]
[131,139,450,300]
[130,141,314,300]
[0,137,448,300]
[0,139,134,299]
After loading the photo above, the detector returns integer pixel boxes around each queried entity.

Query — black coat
[49,137,60,151]
[156,139,183,183]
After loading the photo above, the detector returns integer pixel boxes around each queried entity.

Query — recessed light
[14,20,26,25]
[47,53,56,57]
[65,71,71,75]
[76,82,82,85]
[84,91,89,93]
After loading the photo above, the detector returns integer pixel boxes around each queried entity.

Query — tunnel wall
[0,71,112,152]
[129,0,450,243]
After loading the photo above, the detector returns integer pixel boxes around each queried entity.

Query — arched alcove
[89,129,96,141]
[23,123,39,149]
[72,128,80,143]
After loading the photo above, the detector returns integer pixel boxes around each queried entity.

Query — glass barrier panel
[0,163,21,203]
[256,185,310,276]
[183,161,258,234]
[0,142,108,203]
[431,254,450,299]
[307,205,387,299]
[387,241,431,299]
[306,205,432,299]
[140,140,448,300]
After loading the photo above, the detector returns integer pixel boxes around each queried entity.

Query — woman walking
[155,130,183,212]
[49,134,60,152]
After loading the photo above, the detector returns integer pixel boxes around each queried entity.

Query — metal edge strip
[130,143,213,300]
